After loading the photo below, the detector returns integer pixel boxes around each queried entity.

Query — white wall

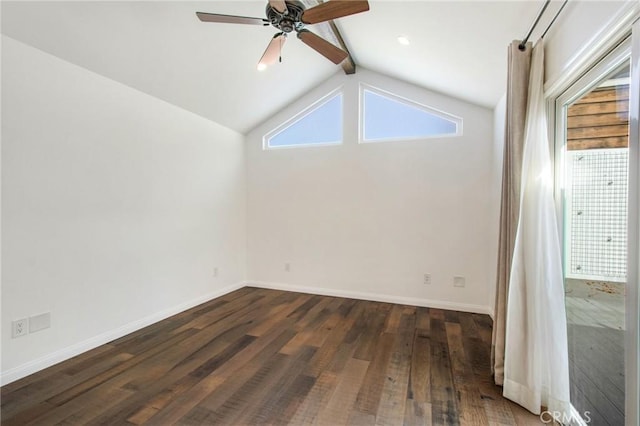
[1,36,246,384]
[246,69,496,314]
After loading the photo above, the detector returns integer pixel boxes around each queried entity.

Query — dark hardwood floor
[1,287,542,425]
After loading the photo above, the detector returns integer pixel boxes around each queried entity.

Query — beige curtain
[503,39,571,416]
[491,40,531,385]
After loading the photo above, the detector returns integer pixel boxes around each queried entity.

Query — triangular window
[360,85,462,142]
[265,90,343,149]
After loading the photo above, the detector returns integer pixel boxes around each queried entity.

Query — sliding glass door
[555,39,632,425]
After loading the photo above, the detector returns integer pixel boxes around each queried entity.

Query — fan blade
[258,33,287,69]
[196,12,268,26]
[301,0,369,24]
[297,29,348,64]
[269,0,288,14]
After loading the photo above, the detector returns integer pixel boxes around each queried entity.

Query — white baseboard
[0,281,244,386]
[245,280,492,316]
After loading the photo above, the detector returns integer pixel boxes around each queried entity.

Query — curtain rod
[541,0,569,39]
[518,0,569,51]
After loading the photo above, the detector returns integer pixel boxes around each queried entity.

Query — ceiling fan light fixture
[197,0,369,67]
[397,36,410,46]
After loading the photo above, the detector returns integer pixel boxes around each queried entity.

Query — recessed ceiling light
[257,63,267,71]
[397,36,410,46]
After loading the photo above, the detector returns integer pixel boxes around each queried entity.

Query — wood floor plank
[472,314,493,344]
[409,328,431,403]
[43,327,201,407]
[476,374,518,425]
[307,303,363,377]
[131,374,225,424]
[384,304,404,333]
[445,322,489,426]
[0,347,131,418]
[71,334,258,425]
[0,401,56,426]
[0,343,117,396]
[288,295,329,323]
[430,312,460,425]
[353,307,388,361]
[316,357,370,425]
[196,352,293,424]
[353,332,395,415]
[289,370,339,425]
[376,312,416,425]
[247,293,312,336]
[306,311,344,349]
[49,385,134,425]
[348,409,377,425]
[148,328,296,425]
[241,346,319,424]
[416,306,432,331]
[327,339,358,375]
[404,399,433,426]
[1,288,544,426]
[279,296,336,355]
[0,352,136,421]
[25,383,133,426]
[251,358,316,424]
[169,288,277,336]
[258,371,317,424]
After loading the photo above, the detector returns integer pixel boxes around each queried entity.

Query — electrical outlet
[213,267,218,278]
[12,318,29,338]
[453,276,466,288]
[423,273,431,285]
[285,263,290,272]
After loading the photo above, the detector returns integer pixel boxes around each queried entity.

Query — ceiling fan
[196,0,369,70]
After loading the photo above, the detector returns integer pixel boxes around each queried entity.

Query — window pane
[362,89,458,141]
[267,93,342,148]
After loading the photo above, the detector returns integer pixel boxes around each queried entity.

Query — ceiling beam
[300,0,356,74]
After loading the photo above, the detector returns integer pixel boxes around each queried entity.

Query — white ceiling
[2,1,545,133]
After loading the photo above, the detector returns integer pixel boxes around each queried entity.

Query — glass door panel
[562,59,630,425]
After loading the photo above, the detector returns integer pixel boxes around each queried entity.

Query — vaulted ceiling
[2,1,546,133]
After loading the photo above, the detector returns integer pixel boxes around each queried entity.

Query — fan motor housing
[266,0,306,33]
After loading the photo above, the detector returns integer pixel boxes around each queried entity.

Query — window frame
[358,83,463,144]
[263,87,344,150]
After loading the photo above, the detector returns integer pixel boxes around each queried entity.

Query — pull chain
[279,34,284,63]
